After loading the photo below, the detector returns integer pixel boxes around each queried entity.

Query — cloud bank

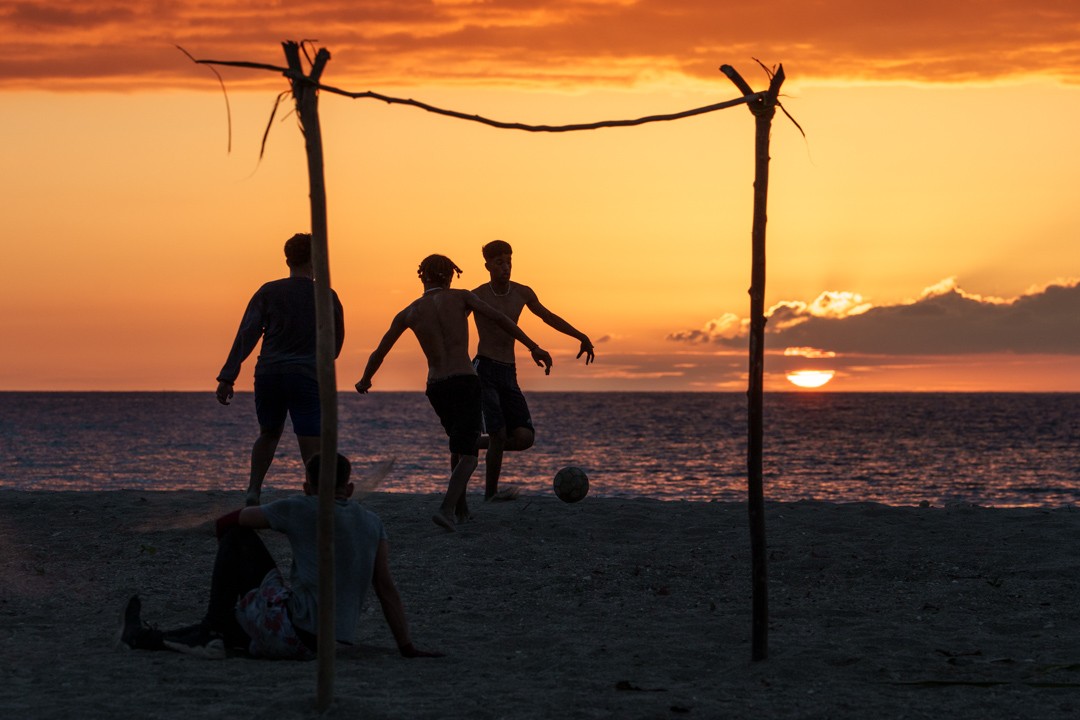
[668,278,1080,356]
[3,0,1080,90]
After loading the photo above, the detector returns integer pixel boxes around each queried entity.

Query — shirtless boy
[355,254,552,531]
[470,240,594,500]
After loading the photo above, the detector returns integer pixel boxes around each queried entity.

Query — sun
[786,370,835,389]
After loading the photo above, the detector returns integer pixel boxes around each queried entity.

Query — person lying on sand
[119,453,441,660]
[355,254,551,532]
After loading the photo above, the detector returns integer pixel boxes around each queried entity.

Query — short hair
[284,233,312,268]
[304,453,352,490]
[482,240,513,261]
[417,254,462,285]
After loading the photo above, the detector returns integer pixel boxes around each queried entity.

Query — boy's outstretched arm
[466,292,553,374]
[356,310,409,393]
[524,292,595,364]
[371,541,443,658]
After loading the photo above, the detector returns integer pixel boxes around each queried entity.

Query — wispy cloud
[669,278,1080,356]
[3,1,1079,90]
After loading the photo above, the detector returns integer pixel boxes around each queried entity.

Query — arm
[333,291,346,359]
[371,540,443,658]
[524,291,595,365]
[207,506,271,537]
[356,310,410,393]
[215,292,266,404]
[465,292,553,375]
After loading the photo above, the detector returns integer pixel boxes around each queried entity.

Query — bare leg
[485,427,534,501]
[484,430,507,501]
[296,435,320,464]
[434,455,478,532]
[504,427,535,452]
[247,425,284,506]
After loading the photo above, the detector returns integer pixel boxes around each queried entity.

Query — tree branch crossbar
[184,54,765,132]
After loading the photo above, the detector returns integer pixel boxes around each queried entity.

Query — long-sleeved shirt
[217,276,344,383]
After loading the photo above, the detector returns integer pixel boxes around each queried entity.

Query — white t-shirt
[261,495,388,644]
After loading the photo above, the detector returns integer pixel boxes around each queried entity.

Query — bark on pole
[283,40,338,711]
[720,63,785,662]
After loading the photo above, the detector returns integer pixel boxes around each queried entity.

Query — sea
[1,392,1077,508]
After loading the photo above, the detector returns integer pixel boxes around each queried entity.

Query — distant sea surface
[1,392,1077,507]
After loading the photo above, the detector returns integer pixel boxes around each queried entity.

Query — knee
[511,428,535,450]
[257,426,284,443]
[217,525,258,551]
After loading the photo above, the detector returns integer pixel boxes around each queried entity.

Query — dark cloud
[2,0,1079,90]
[669,281,1080,356]
[7,3,138,30]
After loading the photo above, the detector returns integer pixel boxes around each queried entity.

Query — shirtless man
[355,254,552,531]
[470,240,594,500]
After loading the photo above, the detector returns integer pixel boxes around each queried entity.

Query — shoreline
[2,490,1079,718]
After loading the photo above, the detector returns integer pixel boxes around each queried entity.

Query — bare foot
[487,486,520,502]
[245,489,261,507]
[432,510,457,532]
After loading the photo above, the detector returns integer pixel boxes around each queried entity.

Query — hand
[531,347,553,376]
[399,642,444,659]
[216,381,234,405]
[577,339,595,365]
[355,379,371,394]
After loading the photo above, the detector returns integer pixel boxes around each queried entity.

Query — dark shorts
[425,374,483,456]
[473,355,534,435]
[254,373,321,437]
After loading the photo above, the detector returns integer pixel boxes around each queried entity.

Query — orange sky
[2,1,1078,392]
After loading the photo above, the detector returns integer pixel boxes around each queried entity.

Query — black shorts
[254,373,321,436]
[425,374,482,456]
[474,355,534,435]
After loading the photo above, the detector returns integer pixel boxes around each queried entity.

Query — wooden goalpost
[185,40,787,709]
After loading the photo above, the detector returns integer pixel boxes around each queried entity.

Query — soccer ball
[553,466,589,503]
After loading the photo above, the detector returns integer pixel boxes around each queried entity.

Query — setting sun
[786,370,835,389]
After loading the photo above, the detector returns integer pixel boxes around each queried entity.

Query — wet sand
[1,489,1079,719]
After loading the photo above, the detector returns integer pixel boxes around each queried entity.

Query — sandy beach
[1,489,1078,719]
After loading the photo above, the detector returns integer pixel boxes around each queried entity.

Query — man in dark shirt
[216,233,344,505]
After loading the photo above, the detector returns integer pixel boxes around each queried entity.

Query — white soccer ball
[553,466,589,503]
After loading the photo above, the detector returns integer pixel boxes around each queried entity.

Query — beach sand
[1,489,1078,719]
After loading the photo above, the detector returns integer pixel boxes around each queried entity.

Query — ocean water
[1,392,1077,507]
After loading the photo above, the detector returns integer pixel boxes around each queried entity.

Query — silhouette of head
[304,452,352,490]
[284,233,312,268]
[482,240,513,261]
[418,254,462,285]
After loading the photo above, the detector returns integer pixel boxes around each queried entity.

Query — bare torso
[473,282,531,363]
[405,288,477,380]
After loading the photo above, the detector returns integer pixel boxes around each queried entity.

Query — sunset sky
[2,1,1078,392]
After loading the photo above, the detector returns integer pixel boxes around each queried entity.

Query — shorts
[425,374,482,456]
[254,372,321,436]
[235,569,316,661]
[474,356,534,435]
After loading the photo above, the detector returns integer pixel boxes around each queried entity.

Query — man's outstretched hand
[577,339,595,365]
[530,347,553,376]
[216,380,234,405]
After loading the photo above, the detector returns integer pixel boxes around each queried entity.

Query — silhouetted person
[469,240,594,500]
[215,232,344,506]
[355,254,552,531]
